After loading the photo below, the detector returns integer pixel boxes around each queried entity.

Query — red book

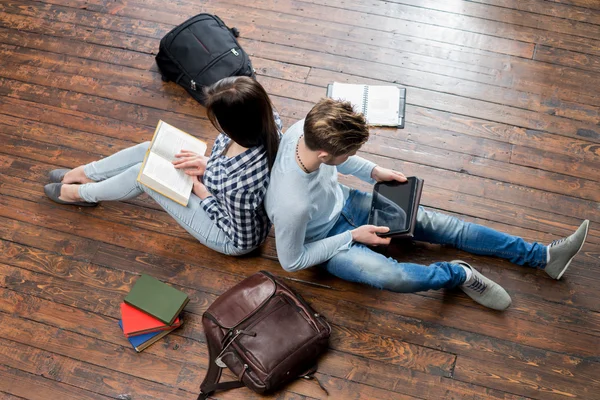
[120,302,181,337]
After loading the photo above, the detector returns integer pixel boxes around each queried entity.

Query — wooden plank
[0,11,157,53]
[545,0,600,11]
[0,115,137,156]
[0,364,111,400]
[401,106,600,159]
[32,0,600,114]
[363,135,600,196]
[0,215,99,261]
[465,0,600,25]
[39,0,533,57]
[0,25,153,69]
[0,392,27,400]
[535,45,600,73]
[0,338,202,400]
[365,152,600,224]
[0,35,310,84]
[218,0,599,56]
[454,355,600,400]
[332,0,600,41]
[510,144,600,182]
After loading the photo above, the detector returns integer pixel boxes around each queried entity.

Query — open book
[327,82,406,128]
[137,120,207,206]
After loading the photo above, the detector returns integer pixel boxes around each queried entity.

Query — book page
[143,152,193,199]
[365,86,401,126]
[330,83,366,114]
[152,121,207,161]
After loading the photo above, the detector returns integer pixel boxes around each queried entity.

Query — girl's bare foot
[59,184,84,202]
[62,166,95,184]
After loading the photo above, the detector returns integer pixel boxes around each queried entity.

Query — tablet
[368,177,423,237]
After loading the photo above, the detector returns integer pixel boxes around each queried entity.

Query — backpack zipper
[193,48,242,83]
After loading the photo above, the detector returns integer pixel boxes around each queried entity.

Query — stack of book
[119,274,189,352]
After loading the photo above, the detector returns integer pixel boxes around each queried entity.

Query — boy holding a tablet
[265,99,589,311]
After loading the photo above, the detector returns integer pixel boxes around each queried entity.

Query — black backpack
[156,14,255,105]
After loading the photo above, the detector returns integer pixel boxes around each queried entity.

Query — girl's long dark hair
[204,77,280,170]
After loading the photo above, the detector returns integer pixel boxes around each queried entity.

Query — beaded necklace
[296,135,310,173]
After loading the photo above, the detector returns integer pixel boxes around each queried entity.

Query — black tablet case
[369,177,423,239]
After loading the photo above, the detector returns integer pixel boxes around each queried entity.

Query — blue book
[118,320,178,352]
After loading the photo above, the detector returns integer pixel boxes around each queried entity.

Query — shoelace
[466,275,487,294]
[549,237,567,248]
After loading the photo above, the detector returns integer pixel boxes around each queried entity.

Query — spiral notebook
[326,83,406,128]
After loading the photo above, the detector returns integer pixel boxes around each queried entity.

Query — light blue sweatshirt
[264,119,376,272]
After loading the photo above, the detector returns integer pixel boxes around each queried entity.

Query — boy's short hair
[303,98,369,156]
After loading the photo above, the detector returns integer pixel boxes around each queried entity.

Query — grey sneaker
[545,220,589,280]
[454,260,512,311]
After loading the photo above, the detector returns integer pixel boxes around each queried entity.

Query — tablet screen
[370,179,417,233]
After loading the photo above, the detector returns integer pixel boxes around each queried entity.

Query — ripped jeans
[323,188,547,292]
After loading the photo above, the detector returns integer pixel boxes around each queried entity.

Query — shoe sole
[556,221,589,280]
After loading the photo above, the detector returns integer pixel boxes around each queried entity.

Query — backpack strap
[197,333,244,400]
[300,364,329,396]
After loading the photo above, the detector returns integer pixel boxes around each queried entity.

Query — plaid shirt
[201,112,282,250]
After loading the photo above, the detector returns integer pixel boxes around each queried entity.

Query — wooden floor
[1,0,599,399]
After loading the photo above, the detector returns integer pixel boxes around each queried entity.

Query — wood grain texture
[1,0,599,399]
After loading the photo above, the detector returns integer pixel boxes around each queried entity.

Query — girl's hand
[173,150,208,176]
[192,176,211,200]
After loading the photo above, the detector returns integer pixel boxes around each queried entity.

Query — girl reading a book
[43,77,281,256]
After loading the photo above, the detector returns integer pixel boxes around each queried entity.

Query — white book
[137,120,207,206]
[327,82,406,128]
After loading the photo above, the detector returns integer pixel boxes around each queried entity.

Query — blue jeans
[324,188,547,292]
[78,142,252,256]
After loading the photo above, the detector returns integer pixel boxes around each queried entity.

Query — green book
[124,275,189,325]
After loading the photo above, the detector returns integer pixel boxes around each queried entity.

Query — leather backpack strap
[300,364,329,396]
[198,334,244,400]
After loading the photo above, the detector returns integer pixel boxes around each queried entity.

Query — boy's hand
[192,176,211,200]
[351,225,392,246]
[371,166,407,183]
[173,150,208,176]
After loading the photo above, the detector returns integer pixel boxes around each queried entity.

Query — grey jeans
[79,142,252,256]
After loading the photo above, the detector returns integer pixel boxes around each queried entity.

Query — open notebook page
[153,122,207,161]
[365,86,401,126]
[329,83,366,114]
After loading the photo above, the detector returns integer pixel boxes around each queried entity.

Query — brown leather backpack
[198,271,331,399]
